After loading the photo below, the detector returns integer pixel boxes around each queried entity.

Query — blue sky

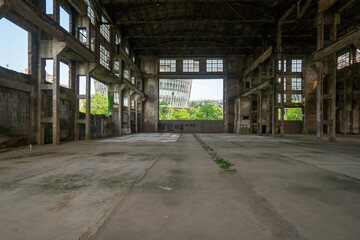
[0,18,28,73]
[190,79,223,101]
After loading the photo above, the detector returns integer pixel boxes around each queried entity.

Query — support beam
[313,28,360,61]
[237,80,270,98]
[0,0,10,19]
[243,46,273,77]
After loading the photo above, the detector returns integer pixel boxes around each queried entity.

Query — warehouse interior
[0,0,360,239]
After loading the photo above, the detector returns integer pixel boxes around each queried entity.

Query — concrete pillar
[258,92,263,135]
[128,90,134,132]
[134,95,139,133]
[52,56,60,145]
[85,65,91,140]
[117,84,125,135]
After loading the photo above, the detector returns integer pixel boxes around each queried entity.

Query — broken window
[115,34,121,45]
[78,76,86,95]
[278,60,286,72]
[337,52,350,69]
[183,60,200,72]
[113,60,120,76]
[123,97,128,108]
[78,28,87,45]
[291,59,302,72]
[291,94,302,103]
[0,19,29,74]
[60,61,70,88]
[123,69,129,80]
[59,6,70,32]
[100,45,110,70]
[100,16,110,42]
[159,59,176,72]
[131,76,136,85]
[291,78,302,91]
[45,0,53,14]
[84,0,95,25]
[278,78,286,90]
[206,59,223,72]
[45,59,53,83]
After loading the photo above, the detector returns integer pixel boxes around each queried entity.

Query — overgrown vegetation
[193,134,236,172]
[80,92,113,116]
[160,100,223,120]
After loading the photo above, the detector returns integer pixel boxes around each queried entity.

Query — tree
[286,108,302,120]
[169,108,189,120]
[198,100,223,120]
[159,100,170,120]
[80,93,109,116]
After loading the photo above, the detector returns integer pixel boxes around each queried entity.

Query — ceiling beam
[126,34,314,39]
[133,46,252,49]
[103,0,249,3]
[117,18,275,25]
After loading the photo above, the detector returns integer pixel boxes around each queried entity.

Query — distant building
[93,79,108,95]
[159,79,192,108]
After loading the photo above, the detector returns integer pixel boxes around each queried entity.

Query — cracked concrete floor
[1,133,360,240]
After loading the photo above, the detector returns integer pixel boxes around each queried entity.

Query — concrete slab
[0,143,159,240]
[99,133,180,143]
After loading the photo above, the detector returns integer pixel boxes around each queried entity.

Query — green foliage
[286,108,302,120]
[108,91,114,115]
[159,100,223,120]
[80,93,109,116]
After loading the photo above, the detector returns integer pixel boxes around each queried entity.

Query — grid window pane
[292,94,302,103]
[100,16,110,42]
[100,45,110,70]
[291,59,302,72]
[278,60,286,72]
[84,0,95,25]
[160,59,176,72]
[291,78,302,90]
[206,59,223,72]
[183,60,200,72]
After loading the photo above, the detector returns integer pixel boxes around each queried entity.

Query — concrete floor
[0,134,359,240]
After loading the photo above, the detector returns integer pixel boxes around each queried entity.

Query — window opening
[114,60,120,76]
[206,59,223,72]
[278,78,286,90]
[45,59,53,83]
[115,34,121,45]
[159,59,176,72]
[60,61,70,88]
[278,108,302,120]
[291,94,302,103]
[291,78,302,91]
[84,0,95,25]
[123,97,128,108]
[337,52,350,69]
[278,60,286,72]
[59,6,70,32]
[79,76,86,95]
[291,59,302,72]
[100,45,110,70]
[100,16,110,42]
[125,46,129,55]
[278,93,286,103]
[356,49,360,63]
[45,0,53,14]
[0,19,28,74]
[123,69,129,80]
[78,28,87,45]
[183,60,200,72]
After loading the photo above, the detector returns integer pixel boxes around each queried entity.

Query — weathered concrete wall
[0,67,36,148]
[140,56,158,132]
[225,56,245,133]
[158,120,224,133]
[284,121,303,134]
[303,56,318,134]
[90,115,112,138]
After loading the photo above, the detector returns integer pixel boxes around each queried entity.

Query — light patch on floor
[99,133,180,143]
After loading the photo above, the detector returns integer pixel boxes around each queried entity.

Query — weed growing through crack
[193,134,236,173]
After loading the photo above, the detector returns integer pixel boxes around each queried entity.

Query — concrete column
[134,95,139,133]
[258,92,263,135]
[128,90,134,132]
[52,56,60,145]
[85,65,91,140]
[117,84,125,135]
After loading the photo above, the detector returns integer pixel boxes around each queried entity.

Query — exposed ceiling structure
[102,0,359,56]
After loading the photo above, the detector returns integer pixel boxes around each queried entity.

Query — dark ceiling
[102,0,360,56]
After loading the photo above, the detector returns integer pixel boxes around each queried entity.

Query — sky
[0,18,28,73]
[190,79,223,101]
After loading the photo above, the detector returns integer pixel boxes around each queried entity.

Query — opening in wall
[0,18,28,74]
[278,108,302,120]
[59,6,70,32]
[78,76,86,95]
[44,59,53,83]
[159,79,223,120]
[60,62,70,88]
[45,0,53,14]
